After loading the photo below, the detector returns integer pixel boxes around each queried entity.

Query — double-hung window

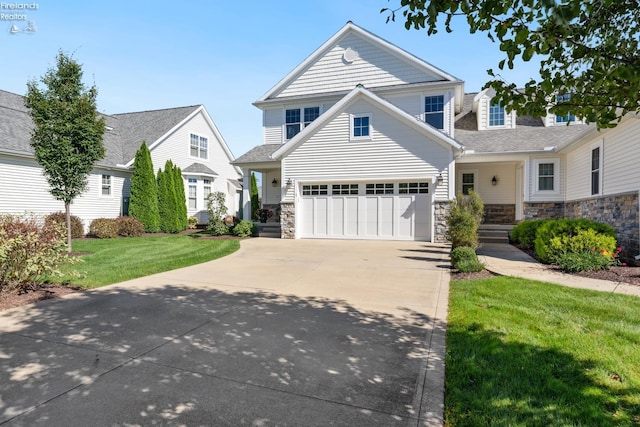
[203,179,211,206]
[188,178,197,209]
[425,95,444,129]
[190,133,208,159]
[538,163,555,191]
[489,102,505,127]
[285,107,319,140]
[461,173,475,195]
[101,175,111,196]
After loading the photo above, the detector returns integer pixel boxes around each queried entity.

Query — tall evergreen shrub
[250,172,259,220]
[129,142,160,232]
[157,165,180,233]
[172,163,188,230]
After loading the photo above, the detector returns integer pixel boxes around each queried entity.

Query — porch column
[242,168,251,220]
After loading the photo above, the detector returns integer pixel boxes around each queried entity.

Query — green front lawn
[446,276,640,426]
[58,235,240,288]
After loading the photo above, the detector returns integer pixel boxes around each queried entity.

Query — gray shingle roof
[0,89,201,168]
[232,144,281,165]
[182,162,218,175]
[454,93,593,153]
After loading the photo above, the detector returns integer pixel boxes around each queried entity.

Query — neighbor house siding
[0,153,128,231]
[275,32,442,98]
[148,110,240,216]
[282,98,452,201]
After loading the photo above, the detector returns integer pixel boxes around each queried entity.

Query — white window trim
[349,113,372,141]
[100,174,112,198]
[487,100,506,128]
[282,105,322,142]
[458,169,478,195]
[189,132,209,160]
[422,92,447,131]
[533,158,560,194]
[590,140,603,196]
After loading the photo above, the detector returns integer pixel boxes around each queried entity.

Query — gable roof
[272,85,463,160]
[183,162,218,176]
[257,22,464,109]
[454,93,592,154]
[0,90,238,173]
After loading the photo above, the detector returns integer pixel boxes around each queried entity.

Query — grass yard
[446,276,640,426]
[57,235,240,288]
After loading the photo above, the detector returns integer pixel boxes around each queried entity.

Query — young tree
[24,51,106,252]
[250,172,259,220]
[172,163,188,231]
[129,142,160,232]
[383,1,640,129]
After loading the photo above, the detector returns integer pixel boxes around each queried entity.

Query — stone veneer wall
[433,201,450,243]
[523,202,565,220]
[565,191,639,260]
[483,204,516,224]
[279,202,295,239]
[261,203,281,223]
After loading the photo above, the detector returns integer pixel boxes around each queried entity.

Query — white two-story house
[234,22,640,258]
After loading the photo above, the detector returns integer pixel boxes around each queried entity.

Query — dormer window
[285,106,320,140]
[555,94,575,123]
[489,102,505,127]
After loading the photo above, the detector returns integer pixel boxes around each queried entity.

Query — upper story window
[286,106,320,140]
[190,133,208,159]
[351,114,370,139]
[489,102,505,127]
[101,174,111,196]
[425,95,444,129]
[555,94,576,123]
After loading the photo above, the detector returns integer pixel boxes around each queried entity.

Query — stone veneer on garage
[279,202,295,239]
[433,201,450,243]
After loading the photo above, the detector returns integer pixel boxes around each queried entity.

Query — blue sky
[2,0,540,157]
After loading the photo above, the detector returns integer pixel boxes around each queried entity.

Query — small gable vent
[343,47,359,63]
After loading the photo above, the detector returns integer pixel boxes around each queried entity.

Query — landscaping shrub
[89,218,118,238]
[510,219,548,249]
[45,211,85,238]
[547,228,619,272]
[0,214,70,293]
[534,218,616,263]
[446,190,484,249]
[233,220,255,237]
[188,216,198,229]
[116,216,144,237]
[450,246,485,273]
[207,191,230,236]
[129,142,160,232]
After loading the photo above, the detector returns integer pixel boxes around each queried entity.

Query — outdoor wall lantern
[286,178,293,186]
[271,178,278,187]
[492,176,498,186]
[436,174,444,185]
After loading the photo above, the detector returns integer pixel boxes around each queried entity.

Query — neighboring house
[233,22,639,258]
[0,89,242,230]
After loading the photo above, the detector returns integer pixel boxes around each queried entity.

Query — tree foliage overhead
[24,51,106,251]
[383,0,640,128]
[129,142,160,232]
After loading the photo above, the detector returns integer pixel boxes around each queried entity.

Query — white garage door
[300,182,431,241]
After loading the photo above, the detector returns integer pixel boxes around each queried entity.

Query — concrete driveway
[0,238,450,426]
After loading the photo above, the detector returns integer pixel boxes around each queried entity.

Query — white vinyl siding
[476,95,516,130]
[0,154,129,232]
[275,32,443,98]
[457,163,517,204]
[263,108,283,145]
[283,98,453,202]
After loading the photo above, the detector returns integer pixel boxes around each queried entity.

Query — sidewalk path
[476,243,640,297]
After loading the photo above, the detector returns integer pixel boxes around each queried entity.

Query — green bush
[547,228,618,272]
[450,246,485,272]
[0,214,71,293]
[45,211,85,239]
[116,216,144,237]
[207,191,230,236]
[510,219,548,249]
[446,190,484,249]
[233,220,255,237]
[129,142,160,232]
[534,219,616,263]
[89,218,118,238]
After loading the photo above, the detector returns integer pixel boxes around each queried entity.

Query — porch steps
[478,224,515,244]
[255,222,281,238]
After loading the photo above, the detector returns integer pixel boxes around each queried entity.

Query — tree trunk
[65,202,72,253]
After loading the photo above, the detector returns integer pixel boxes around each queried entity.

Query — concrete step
[478,224,513,244]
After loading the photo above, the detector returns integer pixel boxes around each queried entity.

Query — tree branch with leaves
[382,0,640,128]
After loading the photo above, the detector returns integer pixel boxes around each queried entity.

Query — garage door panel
[330,198,344,236]
[315,198,328,236]
[379,196,394,237]
[345,197,358,236]
[397,196,414,238]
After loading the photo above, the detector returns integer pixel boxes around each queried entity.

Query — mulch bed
[0,283,83,311]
